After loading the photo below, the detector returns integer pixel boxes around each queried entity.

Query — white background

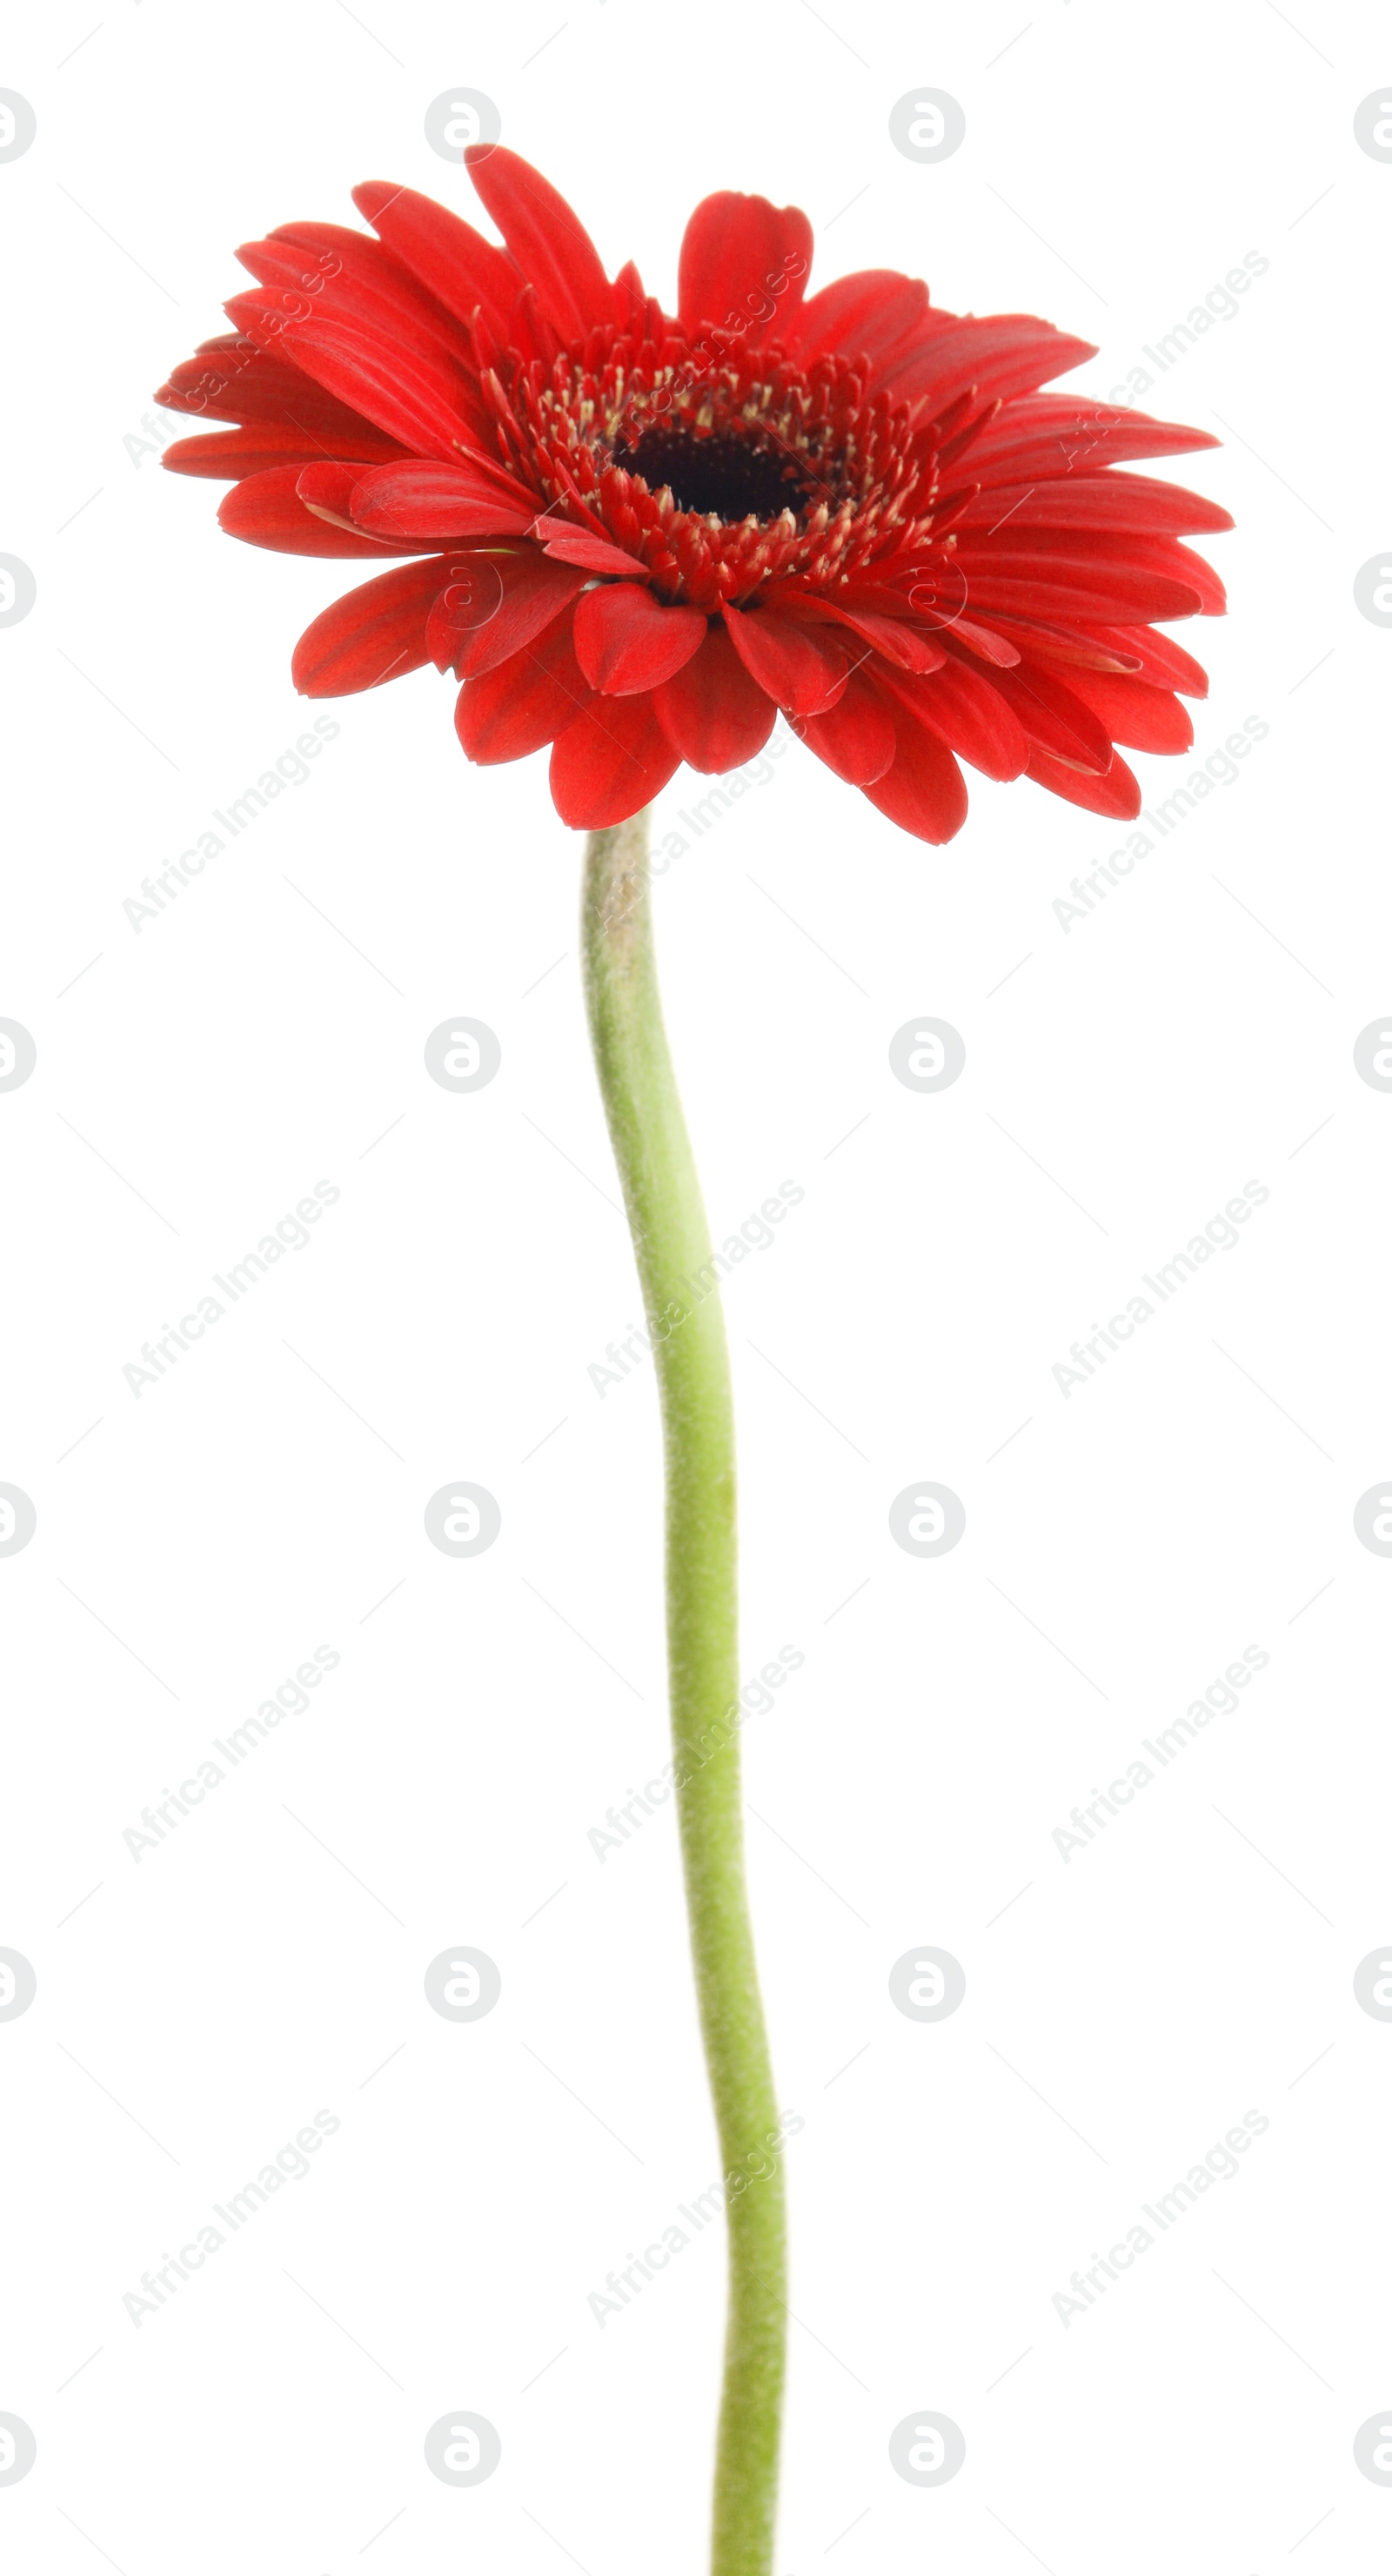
[2,3,1389,2570]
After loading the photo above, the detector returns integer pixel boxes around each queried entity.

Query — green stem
[582,807,786,2576]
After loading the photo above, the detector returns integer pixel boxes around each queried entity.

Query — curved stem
[582,808,786,2576]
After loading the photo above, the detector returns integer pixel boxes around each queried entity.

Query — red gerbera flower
[157,148,1230,842]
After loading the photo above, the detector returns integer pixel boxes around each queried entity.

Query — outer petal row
[281,553,1187,841]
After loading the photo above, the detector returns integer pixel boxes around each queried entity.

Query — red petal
[164,422,402,480]
[783,270,931,369]
[883,316,1096,411]
[465,145,611,340]
[1122,536,1227,616]
[291,560,444,695]
[157,339,393,438]
[974,661,1115,773]
[1027,747,1141,819]
[499,281,566,369]
[572,585,706,694]
[876,659,1028,781]
[346,459,536,540]
[297,460,376,531]
[962,614,1142,674]
[1096,624,1209,697]
[1051,669,1194,754]
[219,466,410,558]
[536,526,650,580]
[958,472,1233,538]
[549,694,682,829]
[951,557,1205,624]
[958,523,1228,617]
[429,548,587,679]
[795,670,897,785]
[723,606,848,715]
[772,587,947,674]
[677,192,813,346]
[223,296,480,463]
[781,579,919,618]
[238,226,468,377]
[862,707,968,845]
[963,395,1220,484]
[651,625,777,772]
[612,258,647,328]
[351,181,521,341]
[941,615,1021,667]
[455,617,592,762]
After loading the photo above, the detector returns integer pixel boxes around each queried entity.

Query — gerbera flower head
[157,149,1230,842]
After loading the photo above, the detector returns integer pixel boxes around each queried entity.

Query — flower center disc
[611,420,822,524]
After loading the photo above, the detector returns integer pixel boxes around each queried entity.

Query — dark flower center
[612,422,826,524]
[485,323,934,603]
